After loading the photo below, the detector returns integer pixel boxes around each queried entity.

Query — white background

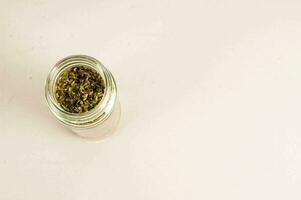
[1,0,301,199]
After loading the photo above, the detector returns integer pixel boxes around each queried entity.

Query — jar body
[45,55,121,139]
[71,99,121,139]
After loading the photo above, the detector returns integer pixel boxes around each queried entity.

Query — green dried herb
[55,66,105,113]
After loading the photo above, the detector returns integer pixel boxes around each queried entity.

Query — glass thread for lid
[54,66,105,113]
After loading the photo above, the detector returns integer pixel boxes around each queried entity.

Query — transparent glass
[45,55,121,139]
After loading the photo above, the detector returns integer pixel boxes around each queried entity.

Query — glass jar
[45,55,121,139]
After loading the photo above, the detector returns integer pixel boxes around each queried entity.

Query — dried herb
[55,66,105,113]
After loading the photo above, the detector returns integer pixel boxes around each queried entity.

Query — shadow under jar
[45,55,121,139]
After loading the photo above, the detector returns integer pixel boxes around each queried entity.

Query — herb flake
[55,66,105,113]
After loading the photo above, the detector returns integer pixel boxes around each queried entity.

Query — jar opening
[45,55,117,128]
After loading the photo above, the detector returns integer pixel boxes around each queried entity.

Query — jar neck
[45,55,117,128]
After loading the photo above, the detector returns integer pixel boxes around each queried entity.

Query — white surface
[1,0,301,199]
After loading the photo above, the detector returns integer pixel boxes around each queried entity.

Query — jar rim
[45,55,117,128]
